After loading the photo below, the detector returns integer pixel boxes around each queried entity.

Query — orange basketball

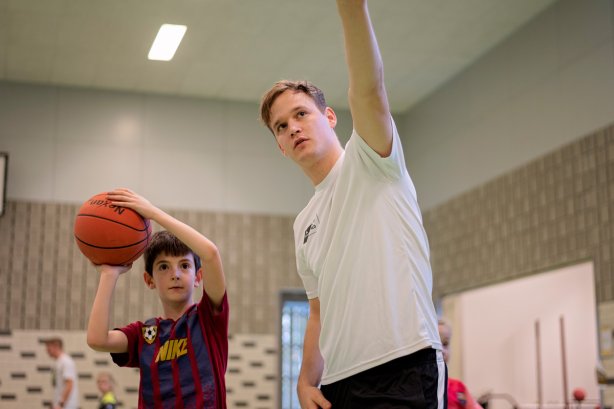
[74,192,152,265]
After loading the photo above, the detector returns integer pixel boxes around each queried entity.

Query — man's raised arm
[337,0,393,157]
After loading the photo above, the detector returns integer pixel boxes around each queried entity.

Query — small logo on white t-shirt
[303,215,320,244]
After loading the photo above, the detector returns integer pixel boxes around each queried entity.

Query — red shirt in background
[448,378,482,409]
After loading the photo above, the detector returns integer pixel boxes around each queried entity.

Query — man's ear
[143,271,155,289]
[194,268,203,288]
[277,141,286,156]
[325,106,337,129]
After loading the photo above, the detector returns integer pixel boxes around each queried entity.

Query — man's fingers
[318,396,332,409]
[312,390,331,409]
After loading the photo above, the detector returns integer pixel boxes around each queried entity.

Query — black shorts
[320,348,448,409]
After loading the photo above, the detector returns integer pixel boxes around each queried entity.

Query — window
[0,152,7,217]
[279,290,309,409]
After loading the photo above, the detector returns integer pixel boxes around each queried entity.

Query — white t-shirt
[54,353,79,409]
[294,119,441,384]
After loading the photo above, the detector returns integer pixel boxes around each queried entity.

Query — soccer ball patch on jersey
[142,325,158,344]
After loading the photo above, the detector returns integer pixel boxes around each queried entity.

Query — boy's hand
[95,263,132,276]
[106,188,158,220]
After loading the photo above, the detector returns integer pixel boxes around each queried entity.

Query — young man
[86,188,228,409]
[260,1,444,408]
[42,336,79,409]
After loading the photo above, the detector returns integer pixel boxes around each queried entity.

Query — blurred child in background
[439,318,484,409]
[96,372,117,409]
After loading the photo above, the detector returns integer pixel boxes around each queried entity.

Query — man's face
[269,91,337,166]
[45,342,60,359]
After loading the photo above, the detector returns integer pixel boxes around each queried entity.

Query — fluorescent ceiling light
[148,24,187,61]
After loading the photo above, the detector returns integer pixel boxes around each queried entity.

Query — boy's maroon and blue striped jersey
[111,292,229,409]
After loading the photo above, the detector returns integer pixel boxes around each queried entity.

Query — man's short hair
[259,80,327,133]
[41,336,63,348]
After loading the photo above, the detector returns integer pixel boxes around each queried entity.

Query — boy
[96,372,118,409]
[259,1,444,408]
[87,188,228,409]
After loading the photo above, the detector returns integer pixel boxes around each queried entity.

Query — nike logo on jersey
[155,338,188,362]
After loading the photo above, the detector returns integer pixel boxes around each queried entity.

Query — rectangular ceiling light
[148,24,187,61]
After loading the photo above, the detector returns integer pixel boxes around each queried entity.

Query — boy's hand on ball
[107,188,158,220]
[95,263,132,276]
[75,191,152,265]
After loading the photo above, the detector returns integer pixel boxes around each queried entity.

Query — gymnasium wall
[0,93,315,405]
[424,123,614,303]
[423,123,614,404]
[0,203,299,335]
[0,200,301,409]
[0,80,353,216]
[2,0,614,407]
[2,125,613,408]
[400,0,614,211]
[0,330,277,409]
[0,202,295,408]
[0,68,352,409]
[399,1,614,400]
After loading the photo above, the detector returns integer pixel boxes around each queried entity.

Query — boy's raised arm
[337,0,393,157]
[87,264,130,353]
[106,188,227,308]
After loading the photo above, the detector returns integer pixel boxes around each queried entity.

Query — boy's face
[144,252,202,304]
[97,375,113,393]
[438,324,451,363]
[269,90,337,167]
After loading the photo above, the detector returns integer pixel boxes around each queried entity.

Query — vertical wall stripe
[0,202,299,334]
[425,123,614,304]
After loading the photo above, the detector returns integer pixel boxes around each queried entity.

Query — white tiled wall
[0,330,277,409]
[0,330,139,409]
[599,302,614,407]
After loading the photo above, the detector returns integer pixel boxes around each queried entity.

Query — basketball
[74,192,153,265]
[572,387,586,402]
